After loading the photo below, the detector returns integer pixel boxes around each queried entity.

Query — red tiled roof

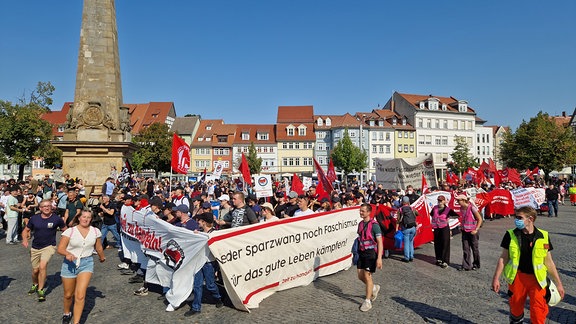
[277,106,314,123]
[396,93,476,113]
[276,122,316,141]
[233,124,276,144]
[41,102,72,137]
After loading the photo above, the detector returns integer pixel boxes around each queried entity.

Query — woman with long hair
[57,209,106,324]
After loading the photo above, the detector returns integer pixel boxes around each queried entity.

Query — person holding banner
[357,203,383,312]
[491,206,564,324]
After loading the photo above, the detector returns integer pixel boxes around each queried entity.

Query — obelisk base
[55,141,137,195]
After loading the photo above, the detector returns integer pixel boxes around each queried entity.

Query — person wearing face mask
[404,185,419,204]
[492,206,564,324]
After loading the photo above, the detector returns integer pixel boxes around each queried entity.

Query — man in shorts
[356,203,383,311]
[22,199,66,301]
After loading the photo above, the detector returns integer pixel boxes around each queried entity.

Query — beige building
[276,106,316,175]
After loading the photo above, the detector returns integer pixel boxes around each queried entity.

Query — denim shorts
[61,257,94,278]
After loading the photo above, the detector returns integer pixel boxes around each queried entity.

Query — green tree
[132,123,173,178]
[246,142,262,175]
[0,82,56,180]
[500,111,576,181]
[448,136,478,175]
[330,129,368,185]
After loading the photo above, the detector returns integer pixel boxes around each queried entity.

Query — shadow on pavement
[550,232,576,238]
[391,296,475,324]
[0,276,15,292]
[558,267,576,278]
[313,277,363,305]
[45,271,62,295]
[80,286,105,324]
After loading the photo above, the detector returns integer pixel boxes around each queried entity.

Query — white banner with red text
[208,207,360,311]
[129,208,210,308]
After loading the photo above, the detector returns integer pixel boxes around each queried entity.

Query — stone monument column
[55,0,136,194]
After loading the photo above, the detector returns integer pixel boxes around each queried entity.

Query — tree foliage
[448,136,478,175]
[246,142,262,175]
[0,82,57,180]
[330,129,368,184]
[500,111,576,180]
[131,122,173,178]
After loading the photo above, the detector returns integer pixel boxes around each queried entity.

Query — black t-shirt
[545,188,559,201]
[500,229,553,274]
[102,201,117,225]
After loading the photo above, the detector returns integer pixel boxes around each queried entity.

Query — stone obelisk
[55,0,136,193]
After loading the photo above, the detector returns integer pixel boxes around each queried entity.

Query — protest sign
[253,174,273,198]
[127,208,210,308]
[375,156,437,190]
[208,208,359,311]
[511,187,539,209]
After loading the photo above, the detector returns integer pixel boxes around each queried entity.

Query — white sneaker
[371,284,380,301]
[360,299,372,312]
[117,262,129,270]
[134,287,148,296]
[166,304,176,312]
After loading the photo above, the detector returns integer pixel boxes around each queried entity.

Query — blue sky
[1,1,575,130]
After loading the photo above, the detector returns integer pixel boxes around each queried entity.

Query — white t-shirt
[294,208,315,217]
[62,225,102,258]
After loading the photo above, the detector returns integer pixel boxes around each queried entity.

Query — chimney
[391,99,395,112]
[562,111,566,117]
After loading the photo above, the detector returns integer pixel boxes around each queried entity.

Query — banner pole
[169,166,173,198]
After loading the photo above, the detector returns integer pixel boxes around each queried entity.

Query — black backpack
[400,206,416,228]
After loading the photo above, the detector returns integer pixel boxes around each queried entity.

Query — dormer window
[206,125,212,130]
[402,117,407,125]
[257,132,269,140]
[442,103,447,111]
[198,137,204,141]
[458,100,468,112]
[369,120,375,126]
[419,102,425,109]
[392,117,397,125]
[378,120,384,127]
[298,124,307,136]
[287,125,295,136]
[428,98,440,110]
[241,132,249,140]
[317,117,323,126]
[325,118,331,126]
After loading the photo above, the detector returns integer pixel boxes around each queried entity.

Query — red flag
[313,158,334,193]
[421,173,430,194]
[291,173,304,195]
[488,158,497,173]
[507,168,522,186]
[171,133,190,175]
[533,167,540,177]
[315,178,329,200]
[327,159,337,183]
[525,168,534,181]
[476,168,486,184]
[239,153,252,186]
[494,169,502,187]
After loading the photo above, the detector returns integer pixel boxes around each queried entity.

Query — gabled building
[354,111,394,181]
[276,106,315,175]
[383,92,481,180]
[171,115,201,145]
[232,124,277,174]
[189,119,236,175]
[489,125,510,170]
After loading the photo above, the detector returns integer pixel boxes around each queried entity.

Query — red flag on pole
[313,158,334,193]
[171,133,190,175]
[421,173,429,194]
[327,159,337,183]
[291,173,305,195]
[239,153,252,186]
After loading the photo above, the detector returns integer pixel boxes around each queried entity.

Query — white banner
[511,187,539,209]
[120,204,148,265]
[526,187,546,205]
[128,208,210,308]
[208,208,359,311]
[302,176,312,190]
[213,160,224,179]
[253,174,273,198]
[375,156,437,190]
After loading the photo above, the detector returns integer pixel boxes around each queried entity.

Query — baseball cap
[218,194,230,201]
[196,212,214,224]
[288,191,298,199]
[201,201,212,209]
[261,202,275,215]
[172,204,189,213]
[402,196,410,203]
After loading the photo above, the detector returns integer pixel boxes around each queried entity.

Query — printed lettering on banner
[129,209,210,308]
[208,208,360,311]
[253,174,273,198]
[511,187,539,209]
[375,156,437,190]
[119,204,148,265]
[525,187,546,205]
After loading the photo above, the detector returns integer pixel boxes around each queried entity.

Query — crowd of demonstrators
[2,173,572,319]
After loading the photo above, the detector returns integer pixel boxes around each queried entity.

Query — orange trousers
[508,271,548,324]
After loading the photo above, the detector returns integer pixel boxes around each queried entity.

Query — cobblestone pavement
[1,205,575,324]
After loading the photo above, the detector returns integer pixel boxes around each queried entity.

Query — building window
[369,120,375,126]
[402,117,407,126]
[392,117,397,125]
[317,131,325,139]
[404,144,409,152]
[298,127,306,136]
[32,160,44,169]
[435,137,441,145]
[443,120,448,129]
[385,145,390,154]
[398,144,402,152]
[398,132,403,138]
[287,127,294,136]
[242,132,249,140]
[379,145,384,153]
[418,135,425,145]
[385,132,390,141]
[325,118,331,126]
[57,126,65,132]
[427,119,432,128]
[425,135,432,145]
[372,132,378,140]
[317,118,323,126]
[303,158,312,166]
[410,145,414,153]
[442,136,448,145]
[372,145,377,153]
[258,133,269,140]
[404,131,409,138]
[409,132,414,139]
[435,119,439,128]
[217,136,227,143]
[418,118,423,128]
[349,131,356,137]
[378,120,383,127]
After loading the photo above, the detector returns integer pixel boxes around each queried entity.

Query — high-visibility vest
[431,206,450,229]
[503,228,549,288]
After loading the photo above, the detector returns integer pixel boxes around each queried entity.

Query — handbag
[394,230,404,249]
[351,238,360,265]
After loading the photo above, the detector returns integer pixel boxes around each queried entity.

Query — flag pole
[169,166,173,198]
